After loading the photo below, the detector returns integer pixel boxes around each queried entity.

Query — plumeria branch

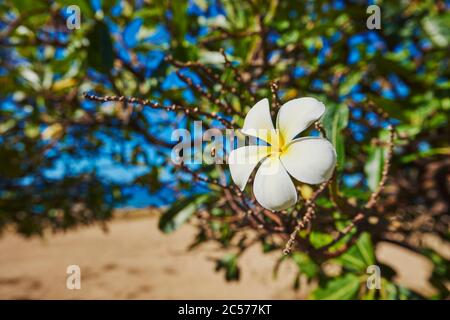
[219,48,256,103]
[82,92,234,129]
[176,162,277,232]
[166,55,238,96]
[315,121,327,138]
[283,177,333,255]
[175,70,237,116]
[177,162,231,190]
[166,55,249,115]
[219,48,245,85]
[270,80,281,114]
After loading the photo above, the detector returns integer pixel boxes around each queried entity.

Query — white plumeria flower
[228,97,336,211]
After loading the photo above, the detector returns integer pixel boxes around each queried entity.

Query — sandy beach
[0,212,439,299]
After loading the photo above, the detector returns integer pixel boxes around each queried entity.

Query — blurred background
[0,0,449,299]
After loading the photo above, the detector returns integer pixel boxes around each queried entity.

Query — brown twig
[321,212,365,252]
[220,48,244,82]
[270,81,281,115]
[167,56,248,116]
[283,178,332,255]
[166,55,238,95]
[315,121,327,138]
[177,162,230,190]
[83,92,234,129]
[283,204,316,255]
[365,125,395,209]
[175,70,236,115]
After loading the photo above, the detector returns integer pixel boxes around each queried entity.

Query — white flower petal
[280,137,336,185]
[253,155,298,211]
[276,97,325,143]
[242,98,278,145]
[228,145,271,191]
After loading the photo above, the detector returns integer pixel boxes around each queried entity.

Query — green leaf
[321,102,349,170]
[309,231,333,249]
[311,274,361,300]
[367,94,408,121]
[338,232,375,272]
[158,194,208,233]
[215,253,240,281]
[380,280,423,300]
[361,287,376,300]
[87,21,114,74]
[364,144,385,192]
[292,252,319,279]
[339,72,363,96]
[14,0,47,12]
[0,119,16,134]
[171,0,188,46]
[55,0,93,18]
[420,248,450,298]
[400,147,450,164]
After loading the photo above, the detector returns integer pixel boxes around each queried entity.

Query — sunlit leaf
[321,102,349,170]
[158,194,209,233]
[338,232,375,272]
[311,274,361,300]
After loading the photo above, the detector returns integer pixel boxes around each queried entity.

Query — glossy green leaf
[309,231,333,249]
[158,194,208,233]
[338,232,375,272]
[87,21,114,74]
[311,274,361,300]
[321,102,349,170]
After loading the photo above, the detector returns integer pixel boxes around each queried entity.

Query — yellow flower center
[268,130,288,156]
